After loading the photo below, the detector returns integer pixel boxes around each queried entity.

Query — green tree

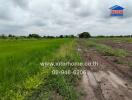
[59,35,64,38]
[78,32,91,38]
[28,34,41,38]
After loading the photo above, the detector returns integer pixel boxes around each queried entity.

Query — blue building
[110,5,124,16]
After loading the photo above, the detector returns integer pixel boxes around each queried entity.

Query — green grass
[27,39,82,100]
[0,39,82,100]
[45,40,82,100]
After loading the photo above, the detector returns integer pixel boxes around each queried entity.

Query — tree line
[0,32,92,39]
[0,34,77,39]
[0,32,131,39]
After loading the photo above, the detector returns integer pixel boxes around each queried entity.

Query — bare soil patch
[77,40,132,100]
[98,39,132,76]
[99,40,132,52]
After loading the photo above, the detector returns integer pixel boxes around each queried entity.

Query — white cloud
[0,0,132,36]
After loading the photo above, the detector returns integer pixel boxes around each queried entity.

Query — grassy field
[0,39,82,100]
[1,37,132,100]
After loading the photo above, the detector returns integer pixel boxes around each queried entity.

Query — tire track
[77,39,132,100]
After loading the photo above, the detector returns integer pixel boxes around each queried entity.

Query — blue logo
[110,5,124,16]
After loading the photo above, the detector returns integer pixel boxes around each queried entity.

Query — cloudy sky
[0,0,132,36]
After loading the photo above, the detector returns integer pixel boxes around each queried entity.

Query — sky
[0,0,132,36]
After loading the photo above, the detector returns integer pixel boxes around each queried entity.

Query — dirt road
[78,40,132,100]
[99,40,132,52]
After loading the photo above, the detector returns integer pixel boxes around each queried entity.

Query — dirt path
[99,40,132,52]
[78,40,132,100]
[98,39,132,78]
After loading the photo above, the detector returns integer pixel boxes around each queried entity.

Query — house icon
[109,5,124,16]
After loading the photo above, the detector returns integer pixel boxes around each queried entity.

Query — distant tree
[43,36,46,38]
[46,36,55,38]
[42,35,55,38]
[96,35,105,38]
[59,35,64,38]
[28,34,41,38]
[63,35,75,38]
[70,35,75,38]
[109,36,114,38]
[119,35,123,37]
[78,32,91,38]
[64,35,69,38]
[0,34,7,39]
[8,34,15,38]
[8,34,12,37]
